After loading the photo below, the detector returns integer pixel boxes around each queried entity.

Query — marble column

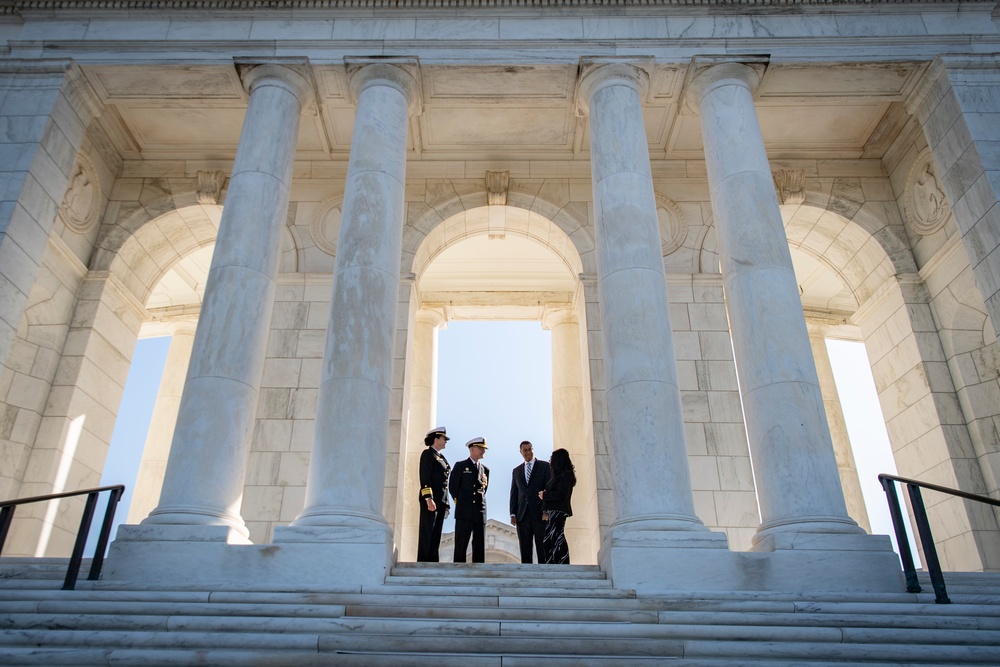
[399,307,445,561]
[291,62,419,534]
[806,323,871,533]
[688,63,862,545]
[543,307,599,563]
[127,321,197,524]
[577,62,707,537]
[142,65,312,536]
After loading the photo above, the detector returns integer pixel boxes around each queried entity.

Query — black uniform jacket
[541,473,575,516]
[419,447,451,508]
[509,459,551,521]
[449,458,489,523]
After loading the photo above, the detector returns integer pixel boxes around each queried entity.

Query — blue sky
[100,323,905,554]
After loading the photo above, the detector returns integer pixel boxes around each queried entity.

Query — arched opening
[395,204,600,563]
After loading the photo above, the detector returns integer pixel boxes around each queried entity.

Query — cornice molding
[0,0,986,13]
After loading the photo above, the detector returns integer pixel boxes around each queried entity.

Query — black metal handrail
[879,473,1000,604]
[0,484,125,590]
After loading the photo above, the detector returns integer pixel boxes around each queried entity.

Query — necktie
[525,460,533,484]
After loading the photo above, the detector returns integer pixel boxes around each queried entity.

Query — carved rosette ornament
[656,194,688,257]
[903,149,951,235]
[196,170,226,205]
[772,169,805,206]
[310,195,343,256]
[58,153,101,234]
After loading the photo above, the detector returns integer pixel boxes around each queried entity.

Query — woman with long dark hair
[539,448,576,564]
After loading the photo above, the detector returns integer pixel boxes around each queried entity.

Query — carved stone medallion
[310,195,343,256]
[903,149,950,235]
[58,153,101,234]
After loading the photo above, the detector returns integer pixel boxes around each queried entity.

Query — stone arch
[93,190,299,307]
[403,184,594,278]
[782,189,916,309]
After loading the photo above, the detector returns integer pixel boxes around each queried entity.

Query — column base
[600,528,905,594]
[104,522,392,588]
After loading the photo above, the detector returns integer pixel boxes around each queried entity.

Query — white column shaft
[692,63,858,538]
[807,328,871,532]
[399,309,443,559]
[547,311,599,563]
[297,65,414,527]
[582,64,703,532]
[146,66,309,533]
[127,323,197,524]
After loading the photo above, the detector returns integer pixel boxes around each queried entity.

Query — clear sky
[100,322,907,556]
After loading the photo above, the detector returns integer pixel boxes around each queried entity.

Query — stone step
[390,563,606,579]
[370,583,632,598]
[0,633,995,665]
[6,646,949,667]
[383,574,614,588]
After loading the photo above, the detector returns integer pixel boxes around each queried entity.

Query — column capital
[682,58,767,115]
[415,307,447,330]
[346,58,423,117]
[575,57,654,117]
[541,306,577,330]
[236,62,314,109]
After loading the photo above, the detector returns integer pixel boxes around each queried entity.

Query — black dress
[541,473,575,564]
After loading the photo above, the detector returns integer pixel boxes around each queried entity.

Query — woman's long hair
[550,448,576,485]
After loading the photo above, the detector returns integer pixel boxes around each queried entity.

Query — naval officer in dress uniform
[417,426,451,562]
[449,437,489,563]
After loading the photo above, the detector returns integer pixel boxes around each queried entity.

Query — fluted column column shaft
[296,63,417,527]
[145,65,310,533]
[580,63,703,533]
[690,63,859,540]
[128,322,197,524]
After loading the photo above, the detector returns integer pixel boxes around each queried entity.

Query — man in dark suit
[449,437,489,563]
[509,440,551,563]
[417,426,451,562]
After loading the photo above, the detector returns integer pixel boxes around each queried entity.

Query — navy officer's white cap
[426,426,449,440]
[466,437,487,449]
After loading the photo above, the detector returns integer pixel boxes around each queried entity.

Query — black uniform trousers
[416,503,448,562]
[453,514,485,563]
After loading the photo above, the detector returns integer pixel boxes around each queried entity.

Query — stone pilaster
[805,321,871,533]
[906,57,1000,347]
[398,307,445,561]
[127,321,197,524]
[542,306,598,564]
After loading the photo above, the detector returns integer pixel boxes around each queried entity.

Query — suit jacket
[449,458,489,523]
[509,459,551,521]
[419,446,450,508]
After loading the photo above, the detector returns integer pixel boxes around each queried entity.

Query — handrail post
[0,505,14,554]
[87,487,123,581]
[62,491,99,591]
[879,475,920,593]
[906,483,950,604]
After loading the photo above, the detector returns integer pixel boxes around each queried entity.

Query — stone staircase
[0,558,998,665]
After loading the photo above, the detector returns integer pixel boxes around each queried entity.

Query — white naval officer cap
[465,437,487,450]
[426,426,449,440]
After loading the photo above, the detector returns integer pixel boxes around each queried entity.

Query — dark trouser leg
[471,519,486,563]
[453,519,472,563]
[516,515,547,563]
[516,519,534,563]
[417,505,446,562]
